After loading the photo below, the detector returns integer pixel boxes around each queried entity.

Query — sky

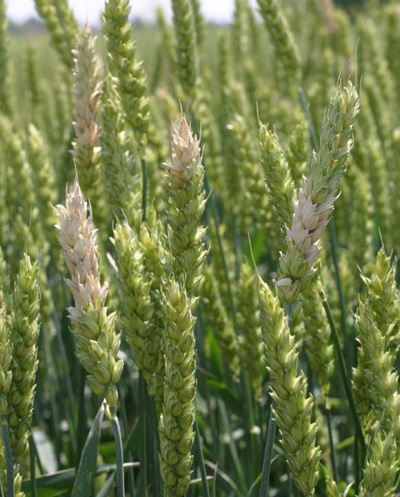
[6,0,257,25]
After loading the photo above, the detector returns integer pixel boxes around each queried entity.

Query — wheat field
[1,0,400,496]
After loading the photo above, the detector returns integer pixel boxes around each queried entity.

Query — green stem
[328,219,349,347]
[319,291,366,462]
[218,400,246,490]
[325,404,338,484]
[149,396,162,496]
[111,415,125,497]
[288,473,294,496]
[259,406,275,497]
[76,365,87,462]
[394,462,400,492]
[354,435,360,493]
[203,162,238,328]
[54,316,78,457]
[42,331,63,467]
[194,420,211,497]
[30,434,37,497]
[141,153,148,223]
[119,395,136,495]
[233,214,241,283]
[55,307,77,411]
[242,371,258,482]
[139,374,149,496]
[32,432,44,475]
[298,87,318,150]
[1,421,15,497]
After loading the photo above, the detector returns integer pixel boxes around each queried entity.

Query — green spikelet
[358,18,395,105]
[26,47,49,138]
[217,31,231,128]
[51,74,74,150]
[171,0,198,102]
[359,249,400,360]
[114,216,167,409]
[152,10,175,92]
[0,0,10,115]
[303,280,334,397]
[0,248,9,298]
[237,262,264,400]
[53,0,78,48]
[113,223,158,394]
[332,8,354,67]
[391,128,400,253]
[259,279,321,495]
[0,142,8,249]
[165,117,207,299]
[277,83,360,304]
[0,257,39,497]
[243,62,262,123]
[150,26,165,94]
[358,432,398,497]
[103,0,150,142]
[352,249,400,433]
[0,285,12,490]
[233,0,250,68]
[143,114,168,211]
[224,80,251,128]
[72,26,105,212]
[26,47,42,115]
[56,180,123,418]
[0,288,11,418]
[346,164,374,283]
[386,5,400,100]
[0,117,35,222]
[286,117,310,188]
[8,255,40,462]
[26,125,59,254]
[191,0,205,50]
[55,124,76,196]
[138,222,170,409]
[202,265,240,381]
[363,78,392,157]
[0,118,50,275]
[226,114,270,233]
[307,83,359,204]
[10,215,53,329]
[34,0,77,70]
[325,474,342,497]
[159,279,196,497]
[193,79,222,190]
[154,8,176,90]
[0,453,24,497]
[101,75,142,229]
[160,118,206,495]
[256,0,301,86]
[259,123,295,230]
[247,3,261,58]
[356,98,391,244]
[235,118,270,232]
